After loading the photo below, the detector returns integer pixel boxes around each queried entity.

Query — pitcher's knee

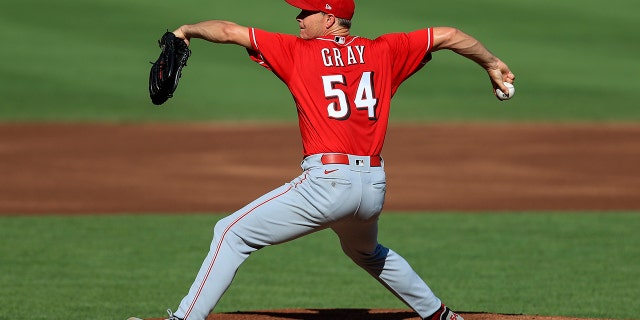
[343,243,389,265]
[212,217,262,255]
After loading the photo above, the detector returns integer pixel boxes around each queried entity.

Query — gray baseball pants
[174,154,442,320]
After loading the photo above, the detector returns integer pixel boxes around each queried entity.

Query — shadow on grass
[225,309,419,319]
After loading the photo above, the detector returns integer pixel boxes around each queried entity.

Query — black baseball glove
[149,31,191,105]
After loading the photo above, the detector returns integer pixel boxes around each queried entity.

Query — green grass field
[1,213,638,320]
[1,0,638,122]
[1,0,639,319]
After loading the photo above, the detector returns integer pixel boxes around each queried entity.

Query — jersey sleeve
[377,28,434,87]
[246,28,299,82]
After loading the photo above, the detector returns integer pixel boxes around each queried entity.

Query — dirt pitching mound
[143,308,607,320]
[1,123,640,214]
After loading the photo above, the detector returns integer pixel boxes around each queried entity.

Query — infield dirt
[2,123,637,320]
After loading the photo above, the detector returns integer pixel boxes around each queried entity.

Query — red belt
[320,154,382,167]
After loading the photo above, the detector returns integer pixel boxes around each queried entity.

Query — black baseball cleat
[425,304,464,320]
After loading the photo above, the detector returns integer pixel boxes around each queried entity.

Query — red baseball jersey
[248,28,434,157]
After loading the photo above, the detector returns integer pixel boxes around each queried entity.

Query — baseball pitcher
[133,0,515,319]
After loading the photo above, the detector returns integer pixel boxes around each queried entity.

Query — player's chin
[299,30,312,40]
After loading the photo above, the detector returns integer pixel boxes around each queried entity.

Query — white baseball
[495,82,515,101]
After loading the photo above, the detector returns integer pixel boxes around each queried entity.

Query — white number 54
[322,71,378,120]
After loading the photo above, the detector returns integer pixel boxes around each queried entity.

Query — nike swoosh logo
[324,169,339,174]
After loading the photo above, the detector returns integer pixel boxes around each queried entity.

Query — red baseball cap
[285,0,355,20]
